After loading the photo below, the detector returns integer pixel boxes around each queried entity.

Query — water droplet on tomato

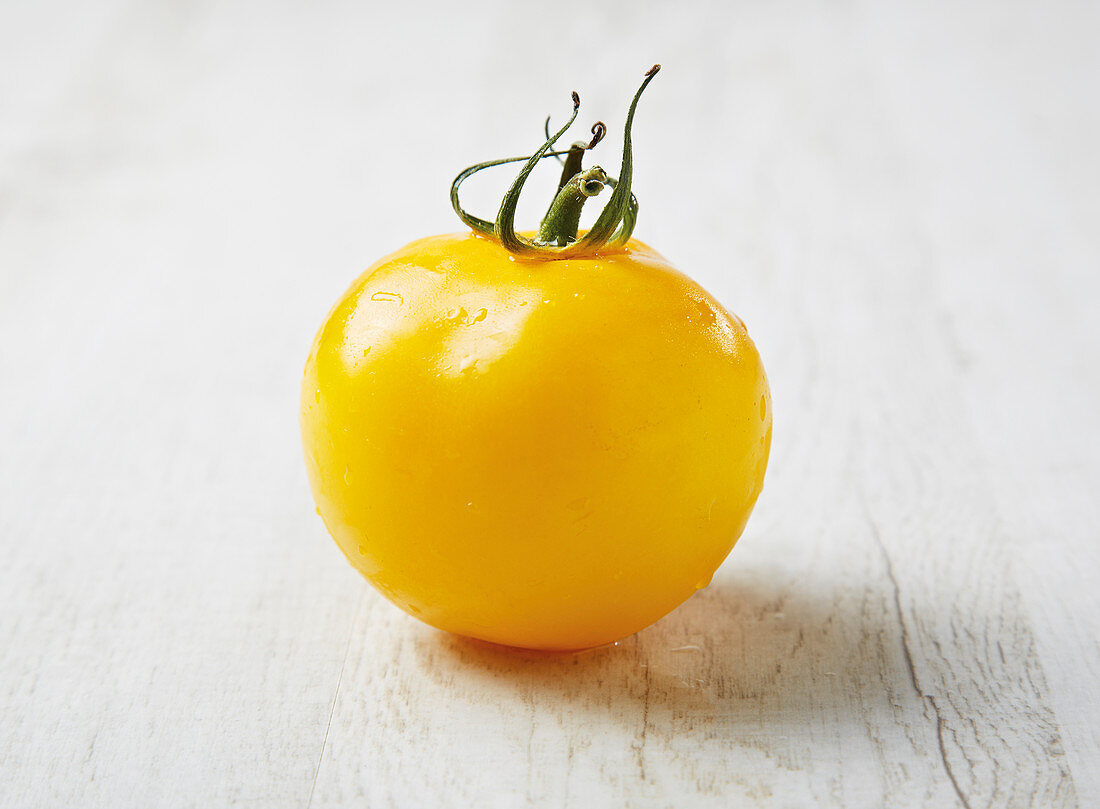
[759,395,767,419]
[363,347,371,356]
[471,307,487,323]
[695,298,717,325]
[371,291,403,304]
[695,577,712,591]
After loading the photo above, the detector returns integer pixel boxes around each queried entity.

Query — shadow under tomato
[411,562,907,734]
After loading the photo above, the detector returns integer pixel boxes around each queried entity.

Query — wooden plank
[0,4,364,807]
[860,4,1100,804]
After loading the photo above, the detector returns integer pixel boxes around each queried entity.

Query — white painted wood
[1,1,1096,807]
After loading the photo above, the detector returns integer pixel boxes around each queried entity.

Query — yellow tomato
[300,232,771,650]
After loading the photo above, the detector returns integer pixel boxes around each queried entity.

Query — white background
[1,1,1097,807]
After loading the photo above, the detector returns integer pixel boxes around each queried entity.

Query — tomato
[300,67,771,650]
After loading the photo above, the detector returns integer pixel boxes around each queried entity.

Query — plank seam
[867,511,971,809]
[306,585,366,809]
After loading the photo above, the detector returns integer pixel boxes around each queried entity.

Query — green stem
[537,167,608,246]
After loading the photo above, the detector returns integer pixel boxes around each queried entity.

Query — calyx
[450,65,661,259]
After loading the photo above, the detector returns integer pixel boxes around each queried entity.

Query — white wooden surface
[2,1,1098,807]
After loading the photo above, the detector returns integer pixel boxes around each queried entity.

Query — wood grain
[1,1,1097,807]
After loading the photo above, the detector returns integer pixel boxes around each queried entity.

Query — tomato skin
[301,232,771,650]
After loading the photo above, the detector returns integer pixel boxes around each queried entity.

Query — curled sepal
[560,64,658,256]
[450,149,576,237]
[495,93,582,256]
[604,175,640,249]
